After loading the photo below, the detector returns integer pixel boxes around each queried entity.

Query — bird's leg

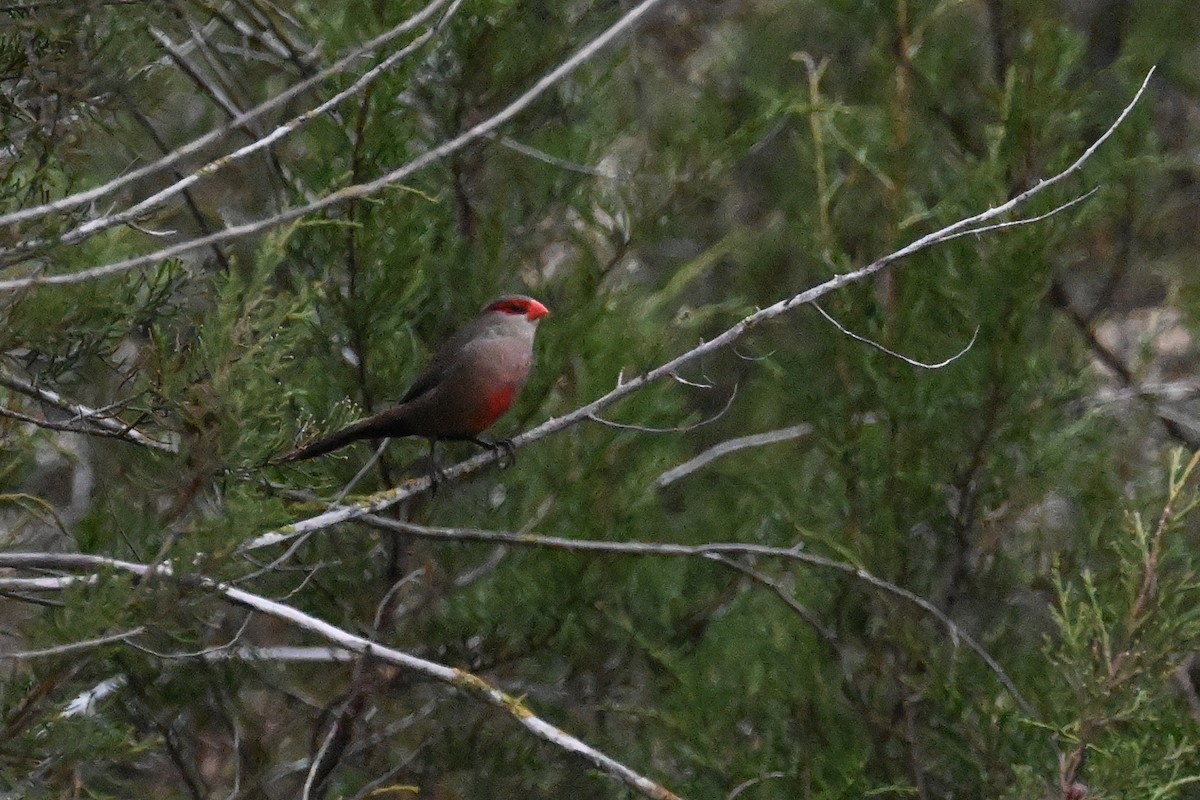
[426,438,447,493]
[468,436,517,469]
[495,438,516,468]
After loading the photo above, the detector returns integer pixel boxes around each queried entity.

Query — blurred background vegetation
[2,0,1200,797]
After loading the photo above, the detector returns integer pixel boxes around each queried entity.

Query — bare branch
[152,26,244,121]
[372,568,424,630]
[125,614,254,660]
[0,551,683,800]
[0,575,93,591]
[0,371,176,452]
[351,518,1038,719]
[302,716,340,800]
[727,771,788,800]
[202,645,358,662]
[948,188,1099,240]
[240,69,1154,553]
[654,424,813,488]
[491,133,623,180]
[0,0,673,291]
[0,0,454,231]
[269,699,437,791]
[585,383,737,433]
[51,0,464,247]
[0,628,146,659]
[710,555,837,645]
[334,438,391,505]
[813,303,980,369]
[0,404,98,434]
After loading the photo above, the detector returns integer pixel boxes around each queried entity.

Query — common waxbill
[278,295,549,467]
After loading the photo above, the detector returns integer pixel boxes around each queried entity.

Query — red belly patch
[473,385,517,432]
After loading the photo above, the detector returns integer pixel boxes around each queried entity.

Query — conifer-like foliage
[2,2,1199,798]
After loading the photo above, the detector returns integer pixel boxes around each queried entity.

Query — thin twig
[727,771,788,800]
[949,188,1099,240]
[0,371,175,451]
[0,551,684,800]
[654,424,814,488]
[669,371,715,389]
[0,0,454,231]
[813,302,979,369]
[0,0,673,291]
[355,518,1037,719]
[711,555,837,645]
[0,628,146,660]
[237,69,1154,555]
[124,615,253,660]
[302,717,340,800]
[333,438,392,505]
[586,383,738,433]
[491,133,622,179]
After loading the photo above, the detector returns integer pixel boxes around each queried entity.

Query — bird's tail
[274,412,406,463]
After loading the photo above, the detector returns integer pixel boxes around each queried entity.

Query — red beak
[525,300,550,321]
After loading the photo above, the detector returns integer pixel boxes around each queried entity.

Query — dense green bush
[2,1,1199,798]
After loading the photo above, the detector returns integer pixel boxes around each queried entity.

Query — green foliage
[1040,451,1200,797]
[2,1,1200,799]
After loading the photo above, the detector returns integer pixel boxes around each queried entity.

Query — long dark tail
[274,410,410,463]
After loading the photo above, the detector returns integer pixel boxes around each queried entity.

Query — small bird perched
[277,295,549,474]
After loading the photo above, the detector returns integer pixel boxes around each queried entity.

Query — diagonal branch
[0,0,675,291]
[813,302,979,369]
[358,517,1037,719]
[0,628,147,660]
[0,371,176,452]
[0,551,684,800]
[243,67,1155,553]
[653,423,814,488]
[0,0,454,232]
[49,0,465,249]
[586,383,738,433]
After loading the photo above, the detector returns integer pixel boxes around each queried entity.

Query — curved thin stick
[0,0,674,291]
[241,68,1156,552]
[360,517,1039,719]
[0,551,683,800]
[0,0,453,231]
[54,0,467,249]
[813,303,980,369]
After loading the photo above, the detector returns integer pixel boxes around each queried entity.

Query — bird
[277,295,549,478]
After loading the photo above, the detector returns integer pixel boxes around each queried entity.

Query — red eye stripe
[485,297,549,319]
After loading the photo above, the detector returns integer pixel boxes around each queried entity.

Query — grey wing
[397,363,442,404]
[396,319,481,404]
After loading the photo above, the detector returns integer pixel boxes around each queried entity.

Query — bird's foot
[494,438,516,469]
[468,436,517,469]
[489,438,518,470]
[426,460,448,494]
